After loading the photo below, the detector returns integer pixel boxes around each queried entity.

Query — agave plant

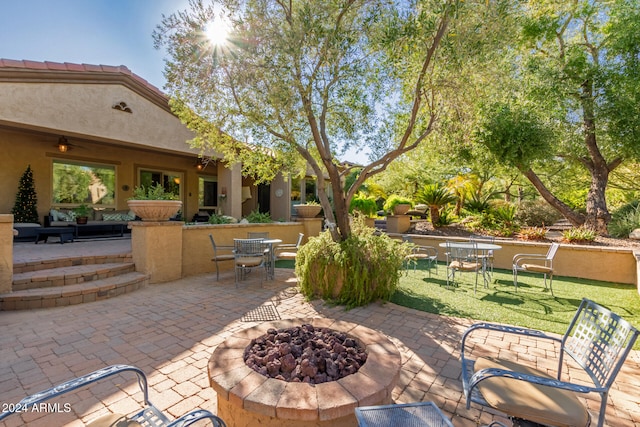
[416,184,456,228]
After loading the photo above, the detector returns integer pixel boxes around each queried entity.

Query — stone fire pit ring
[208,318,402,427]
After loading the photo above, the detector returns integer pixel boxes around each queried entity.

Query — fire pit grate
[241,304,280,322]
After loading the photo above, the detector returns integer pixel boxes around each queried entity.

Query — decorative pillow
[102,213,123,221]
[51,209,74,222]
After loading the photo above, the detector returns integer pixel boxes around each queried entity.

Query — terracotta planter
[76,216,88,225]
[393,204,411,215]
[127,200,182,221]
[294,204,322,218]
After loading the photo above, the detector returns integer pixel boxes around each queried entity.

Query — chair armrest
[461,323,561,360]
[513,253,547,266]
[0,365,148,421]
[467,366,601,403]
[166,409,226,427]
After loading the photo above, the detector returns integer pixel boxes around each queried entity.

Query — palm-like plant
[416,184,456,227]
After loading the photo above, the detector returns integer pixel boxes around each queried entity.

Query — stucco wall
[0,82,195,152]
[399,234,637,285]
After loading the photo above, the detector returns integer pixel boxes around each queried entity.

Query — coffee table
[35,227,75,244]
[355,401,454,427]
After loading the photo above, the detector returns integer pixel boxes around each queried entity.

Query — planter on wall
[392,204,411,215]
[127,200,182,221]
[293,204,322,218]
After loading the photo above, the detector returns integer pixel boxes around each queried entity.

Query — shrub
[515,199,562,227]
[562,227,596,244]
[296,217,411,308]
[518,226,548,241]
[130,183,179,200]
[609,201,640,238]
[208,213,232,224]
[350,192,378,217]
[245,209,272,223]
[464,194,491,213]
[383,195,413,213]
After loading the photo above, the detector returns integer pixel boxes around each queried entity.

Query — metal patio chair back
[461,298,639,427]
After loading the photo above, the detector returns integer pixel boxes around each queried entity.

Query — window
[52,160,115,206]
[139,169,182,200]
[198,176,218,208]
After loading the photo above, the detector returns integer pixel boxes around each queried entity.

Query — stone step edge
[12,263,136,291]
[13,252,133,274]
[0,272,149,310]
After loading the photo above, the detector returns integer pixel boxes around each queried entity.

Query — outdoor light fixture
[195,156,215,171]
[57,136,69,153]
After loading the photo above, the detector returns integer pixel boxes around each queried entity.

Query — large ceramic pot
[127,200,182,221]
[392,203,411,215]
[293,204,322,218]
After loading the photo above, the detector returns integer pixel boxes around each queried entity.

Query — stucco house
[0,59,291,229]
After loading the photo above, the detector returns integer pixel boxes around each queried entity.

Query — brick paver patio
[2,240,639,426]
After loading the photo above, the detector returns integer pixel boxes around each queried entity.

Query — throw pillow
[102,213,122,221]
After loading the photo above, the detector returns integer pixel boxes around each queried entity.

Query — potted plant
[383,195,413,215]
[350,193,378,227]
[127,183,182,221]
[293,200,322,218]
[73,204,92,224]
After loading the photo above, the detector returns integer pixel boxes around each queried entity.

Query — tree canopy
[154,0,509,241]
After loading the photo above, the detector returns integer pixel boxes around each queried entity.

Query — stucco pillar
[226,163,243,219]
[296,218,323,243]
[634,251,640,296]
[0,215,13,293]
[387,215,410,234]
[130,221,183,283]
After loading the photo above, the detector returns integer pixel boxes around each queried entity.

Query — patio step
[0,272,149,310]
[12,262,136,291]
[1,252,149,311]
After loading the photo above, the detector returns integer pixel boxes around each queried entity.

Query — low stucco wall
[0,215,14,293]
[130,219,323,283]
[396,234,637,286]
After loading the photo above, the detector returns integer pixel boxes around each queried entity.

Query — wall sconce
[241,186,252,203]
[195,156,216,171]
[58,136,70,153]
[219,187,227,200]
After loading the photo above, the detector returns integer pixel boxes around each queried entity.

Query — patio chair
[233,238,267,286]
[402,235,438,277]
[469,234,495,275]
[247,231,269,239]
[445,241,485,292]
[512,242,560,295]
[209,234,235,281]
[461,298,639,427]
[275,233,304,261]
[0,364,226,427]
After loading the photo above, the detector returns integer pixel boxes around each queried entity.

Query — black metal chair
[461,298,639,427]
[0,364,226,427]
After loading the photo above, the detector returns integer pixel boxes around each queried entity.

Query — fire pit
[208,318,402,427]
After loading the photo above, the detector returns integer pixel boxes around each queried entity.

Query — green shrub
[383,195,413,213]
[296,217,411,308]
[609,201,640,238]
[245,209,272,223]
[208,213,232,224]
[562,227,596,243]
[435,206,456,226]
[464,193,491,213]
[350,192,378,217]
[517,226,548,241]
[515,199,562,227]
[130,183,179,200]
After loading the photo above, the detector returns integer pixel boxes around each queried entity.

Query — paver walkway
[1,240,639,426]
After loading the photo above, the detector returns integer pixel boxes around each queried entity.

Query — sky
[0,0,368,163]
[0,0,189,90]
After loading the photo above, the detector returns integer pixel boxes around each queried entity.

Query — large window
[52,160,115,206]
[198,176,218,208]
[139,169,182,200]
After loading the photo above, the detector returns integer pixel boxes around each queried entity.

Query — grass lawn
[391,260,640,348]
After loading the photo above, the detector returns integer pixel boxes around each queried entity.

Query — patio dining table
[262,238,282,280]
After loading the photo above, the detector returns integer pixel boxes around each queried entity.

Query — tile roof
[0,58,166,99]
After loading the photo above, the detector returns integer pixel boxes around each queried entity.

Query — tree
[154,0,506,241]
[477,0,640,235]
[12,165,39,224]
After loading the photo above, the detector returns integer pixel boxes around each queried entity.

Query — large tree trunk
[522,168,585,227]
